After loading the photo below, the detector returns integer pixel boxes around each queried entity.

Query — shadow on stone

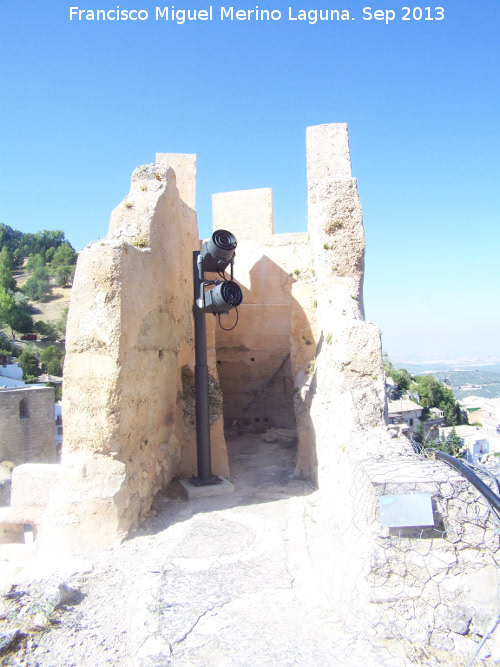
[131,434,315,539]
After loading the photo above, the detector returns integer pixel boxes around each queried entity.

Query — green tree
[51,243,77,287]
[413,422,425,444]
[51,242,77,268]
[45,247,55,263]
[0,247,15,291]
[442,401,462,427]
[391,368,412,391]
[413,374,464,426]
[25,253,46,274]
[0,287,33,338]
[12,248,24,269]
[446,428,464,456]
[12,291,29,309]
[432,428,463,457]
[54,264,75,287]
[413,375,445,408]
[21,230,67,258]
[0,339,21,357]
[0,286,14,328]
[19,347,41,380]
[34,320,59,339]
[47,359,62,376]
[46,381,62,402]
[408,380,420,401]
[0,224,75,269]
[0,225,23,266]
[57,307,69,336]
[0,286,35,338]
[40,345,63,376]
[5,308,34,338]
[383,352,396,377]
[22,266,53,301]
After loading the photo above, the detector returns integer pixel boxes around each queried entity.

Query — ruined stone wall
[289,124,412,640]
[156,152,227,478]
[0,156,229,553]
[212,189,315,432]
[210,125,385,478]
[30,157,228,551]
[0,387,56,466]
[292,124,500,662]
[292,123,393,486]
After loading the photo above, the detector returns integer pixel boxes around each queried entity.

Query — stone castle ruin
[1,122,393,549]
[2,124,500,660]
[32,122,388,548]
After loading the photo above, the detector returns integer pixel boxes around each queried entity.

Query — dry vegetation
[11,269,71,330]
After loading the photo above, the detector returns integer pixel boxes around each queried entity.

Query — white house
[439,425,489,464]
[388,399,423,435]
[481,399,500,433]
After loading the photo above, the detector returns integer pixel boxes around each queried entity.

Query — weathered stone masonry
[0,124,420,550]
[212,187,313,434]
[3,125,500,664]
[0,386,56,466]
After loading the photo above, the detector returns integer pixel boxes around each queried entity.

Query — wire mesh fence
[333,448,500,665]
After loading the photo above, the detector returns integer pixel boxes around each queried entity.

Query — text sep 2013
[69,6,445,24]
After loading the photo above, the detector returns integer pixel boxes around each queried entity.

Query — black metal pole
[434,451,500,515]
[193,251,213,483]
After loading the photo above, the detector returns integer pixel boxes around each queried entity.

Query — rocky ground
[0,435,490,667]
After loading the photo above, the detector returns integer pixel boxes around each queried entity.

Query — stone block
[38,454,130,553]
[212,188,273,240]
[0,387,56,465]
[0,511,24,545]
[179,477,235,500]
[435,604,471,635]
[306,123,352,187]
[10,464,60,525]
[155,152,196,209]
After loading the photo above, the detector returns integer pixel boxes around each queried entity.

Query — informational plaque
[379,494,434,528]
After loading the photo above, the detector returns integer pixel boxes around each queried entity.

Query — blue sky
[0,1,498,363]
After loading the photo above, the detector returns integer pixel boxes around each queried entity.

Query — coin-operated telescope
[192,230,243,486]
[199,229,238,272]
[198,280,243,314]
[196,230,243,314]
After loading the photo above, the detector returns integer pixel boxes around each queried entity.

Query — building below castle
[0,386,57,466]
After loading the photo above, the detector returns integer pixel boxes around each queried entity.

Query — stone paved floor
[0,436,425,666]
[125,435,407,666]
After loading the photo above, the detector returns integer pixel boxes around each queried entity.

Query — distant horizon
[390,355,500,371]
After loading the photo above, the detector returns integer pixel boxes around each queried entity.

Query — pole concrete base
[179,477,235,500]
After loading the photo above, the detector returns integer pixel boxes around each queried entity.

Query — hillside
[0,269,71,357]
[432,369,500,401]
[0,224,76,343]
[13,267,71,330]
[392,362,500,401]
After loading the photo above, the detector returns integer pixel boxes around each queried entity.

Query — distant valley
[392,361,500,401]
